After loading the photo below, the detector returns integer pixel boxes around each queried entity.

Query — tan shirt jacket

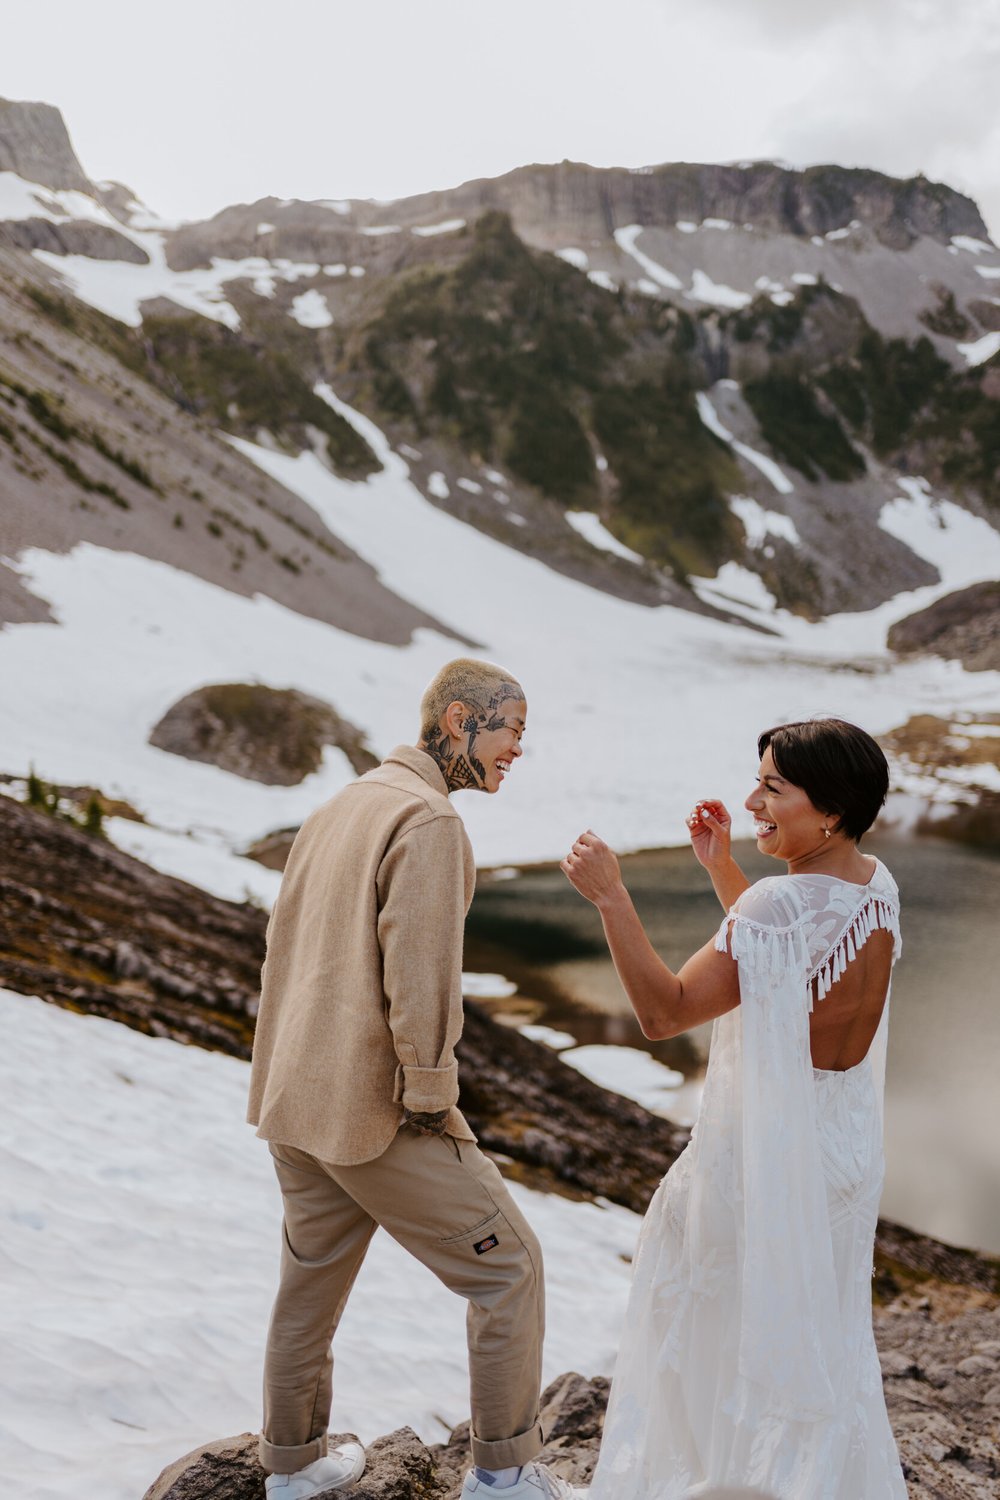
[247,745,477,1164]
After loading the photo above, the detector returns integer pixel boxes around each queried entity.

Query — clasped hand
[560,830,625,907]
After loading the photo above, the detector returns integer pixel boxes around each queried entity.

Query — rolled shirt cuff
[400,1060,460,1114]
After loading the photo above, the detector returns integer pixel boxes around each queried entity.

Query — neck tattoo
[422,731,482,792]
[422,682,521,794]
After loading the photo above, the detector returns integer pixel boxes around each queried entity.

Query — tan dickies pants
[260,1128,545,1474]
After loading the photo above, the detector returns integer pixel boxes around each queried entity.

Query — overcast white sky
[4,0,999,237]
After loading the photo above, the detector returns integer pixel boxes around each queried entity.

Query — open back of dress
[588,860,908,1500]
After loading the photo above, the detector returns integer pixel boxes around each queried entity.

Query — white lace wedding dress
[589,861,908,1499]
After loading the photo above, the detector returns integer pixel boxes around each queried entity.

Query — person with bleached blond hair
[249,658,585,1500]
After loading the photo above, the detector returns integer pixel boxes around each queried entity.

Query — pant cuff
[470,1419,544,1470]
[258,1431,327,1475]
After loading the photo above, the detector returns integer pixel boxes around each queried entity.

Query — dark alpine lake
[465,834,1000,1256]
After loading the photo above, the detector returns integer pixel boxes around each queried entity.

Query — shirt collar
[381,744,450,798]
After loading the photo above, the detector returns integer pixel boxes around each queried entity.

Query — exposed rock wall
[0,97,92,192]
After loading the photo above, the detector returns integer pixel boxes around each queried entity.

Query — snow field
[0,990,638,1500]
[3,378,1000,895]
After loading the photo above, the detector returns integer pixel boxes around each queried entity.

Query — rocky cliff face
[0,97,92,192]
[2,98,999,629]
[364,158,990,250]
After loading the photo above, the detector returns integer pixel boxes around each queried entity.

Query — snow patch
[289,289,333,328]
[688,270,751,309]
[613,225,682,289]
[411,219,466,237]
[427,471,450,499]
[0,990,637,1500]
[695,390,795,495]
[555,247,589,269]
[587,270,618,292]
[0,171,124,231]
[878,478,1000,585]
[692,561,779,617]
[951,235,995,255]
[957,331,1000,367]
[730,496,800,548]
[561,1044,684,1110]
[565,512,645,565]
[520,1023,577,1051]
[461,972,518,998]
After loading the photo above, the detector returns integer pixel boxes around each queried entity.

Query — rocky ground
[889,582,1000,675]
[144,1290,1000,1499]
[2,792,999,1497]
[149,682,379,785]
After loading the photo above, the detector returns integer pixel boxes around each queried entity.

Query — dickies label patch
[474,1233,500,1255]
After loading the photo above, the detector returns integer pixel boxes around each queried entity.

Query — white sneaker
[265,1444,366,1496]
[460,1462,588,1498]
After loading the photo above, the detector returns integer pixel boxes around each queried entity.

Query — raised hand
[686,799,732,872]
[561,829,625,909]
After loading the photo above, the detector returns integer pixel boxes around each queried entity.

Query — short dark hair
[757,718,889,842]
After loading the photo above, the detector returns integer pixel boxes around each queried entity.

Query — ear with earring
[823,825,831,840]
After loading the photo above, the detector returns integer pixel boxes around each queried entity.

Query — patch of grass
[89,430,158,490]
[0,370,153,497]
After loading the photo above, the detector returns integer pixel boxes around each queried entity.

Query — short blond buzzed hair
[419,657,524,738]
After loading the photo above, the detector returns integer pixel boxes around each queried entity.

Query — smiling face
[467,698,526,794]
[745,745,833,863]
[422,684,526,795]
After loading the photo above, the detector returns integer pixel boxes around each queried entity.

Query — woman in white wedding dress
[561,718,908,1500]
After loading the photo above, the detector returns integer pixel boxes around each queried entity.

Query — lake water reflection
[465,835,1000,1256]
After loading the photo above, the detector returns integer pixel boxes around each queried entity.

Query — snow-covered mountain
[1,97,999,890]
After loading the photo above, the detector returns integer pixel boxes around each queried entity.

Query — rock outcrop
[888,581,1000,673]
[0,214,150,261]
[149,683,378,785]
[0,97,92,192]
[143,1297,1000,1499]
